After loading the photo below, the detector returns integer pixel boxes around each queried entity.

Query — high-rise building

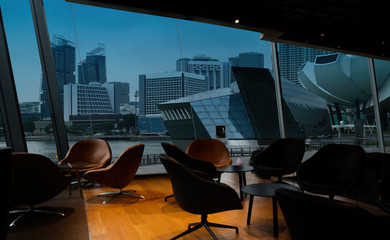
[229,52,264,82]
[103,82,130,114]
[19,102,40,114]
[176,55,230,90]
[239,52,264,68]
[40,34,76,119]
[78,44,107,85]
[277,44,333,85]
[63,82,114,121]
[139,72,205,115]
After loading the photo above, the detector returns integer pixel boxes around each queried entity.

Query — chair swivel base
[170,214,239,240]
[10,206,65,227]
[97,189,145,204]
[164,194,174,202]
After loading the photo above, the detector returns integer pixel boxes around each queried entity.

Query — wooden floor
[82,170,293,240]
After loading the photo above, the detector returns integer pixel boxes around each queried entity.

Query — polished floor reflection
[83,171,293,240]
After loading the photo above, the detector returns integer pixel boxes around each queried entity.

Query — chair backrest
[297,144,366,196]
[108,144,145,189]
[59,139,112,166]
[9,152,71,206]
[253,138,305,176]
[161,142,218,178]
[276,188,387,240]
[1,148,11,240]
[160,154,242,215]
[376,174,390,213]
[186,138,232,167]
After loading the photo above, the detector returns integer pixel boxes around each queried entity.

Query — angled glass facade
[159,67,332,146]
[191,93,256,139]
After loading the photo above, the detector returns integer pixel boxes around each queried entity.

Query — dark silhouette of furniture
[160,154,243,240]
[1,148,11,239]
[83,144,145,204]
[376,174,390,214]
[217,165,253,200]
[58,139,112,196]
[252,138,305,182]
[342,152,390,205]
[161,142,220,201]
[162,142,219,180]
[9,152,72,226]
[186,138,232,167]
[297,144,366,199]
[276,188,388,240]
[241,183,300,237]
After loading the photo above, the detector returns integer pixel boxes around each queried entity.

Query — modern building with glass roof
[158,67,332,148]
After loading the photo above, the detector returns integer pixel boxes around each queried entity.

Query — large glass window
[0,113,5,148]
[33,0,272,164]
[2,1,388,163]
[279,44,382,152]
[0,1,49,155]
[375,59,390,152]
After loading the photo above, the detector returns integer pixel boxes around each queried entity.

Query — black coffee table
[217,165,254,200]
[241,182,300,237]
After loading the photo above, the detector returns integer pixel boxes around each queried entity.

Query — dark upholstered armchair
[83,144,145,204]
[376,174,390,214]
[9,152,72,226]
[161,142,220,201]
[1,148,12,238]
[160,154,243,240]
[252,138,305,182]
[186,138,232,167]
[297,144,366,199]
[162,142,219,180]
[276,188,388,240]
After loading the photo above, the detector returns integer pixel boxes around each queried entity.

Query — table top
[241,182,300,197]
[217,165,254,173]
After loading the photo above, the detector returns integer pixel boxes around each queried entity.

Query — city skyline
[0,0,272,103]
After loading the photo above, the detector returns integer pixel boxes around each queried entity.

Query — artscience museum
[298,53,390,128]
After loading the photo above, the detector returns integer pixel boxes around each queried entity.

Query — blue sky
[1,0,271,102]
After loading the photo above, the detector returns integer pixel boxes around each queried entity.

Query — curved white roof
[298,53,390,107]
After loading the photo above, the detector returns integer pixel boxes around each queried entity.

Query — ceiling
[66,0,390,60]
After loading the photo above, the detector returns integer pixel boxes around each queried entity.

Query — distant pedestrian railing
[139,147,263,166]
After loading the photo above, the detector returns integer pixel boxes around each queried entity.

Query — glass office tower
[40,35,76,119]
[78,44,107,85]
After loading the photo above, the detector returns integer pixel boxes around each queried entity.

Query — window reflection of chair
[297,144,366,199]
[58,139,112,196]
[186,138,232,168]
[9,152,72,226]
[83,144,145,204]
[276,188,387,240]
[160,154,243,240]
[252,138,305,183]
[161,142,220,201]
